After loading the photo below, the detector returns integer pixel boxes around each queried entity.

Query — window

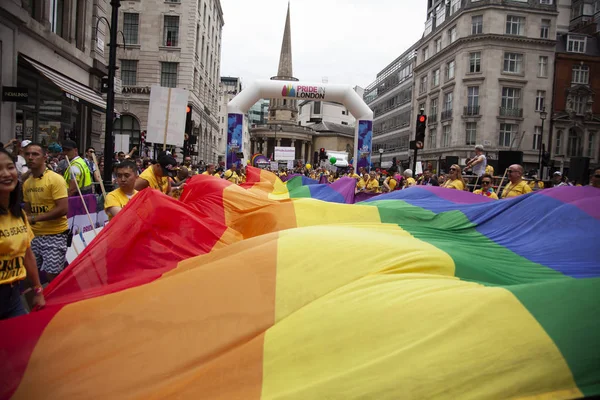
[50,0,65,37]
[422,46,430,61]
[113,115,141,151]
[535,91,546,111]
[160,62,178,87]
[425,18,433,36]
[540,19,550,38]
[450,0,460,15]
[121,60,137,86]
[466,122,477,145]
[430,97,438,117]
[469,52,481,73]
[533,126,542,150]
[567,35,586,53]
[539,56,548,77]
[567,129,583,157]
[506,15,525,35]
[572,65,589,84]
[435,38,442,53]
[446,60,455,80]
[503,53,523,73]
[432,69,440,87]
[313,101,321,114]
[448,26,457,44]
[467,86,479,110]
[555,130,563,154]
[429,128,437,149]
[442,125,451,147]
[444,92,453,111]
[436,5,446,25]
[163,15,180,47]
[540,0,552,3]
[501,87,521,109]
[123,13,139,44]
[419,75,428,94]
[573,95,586,114]
[587,131,596,158]
[472,15,483,35]
[499,123,516,147]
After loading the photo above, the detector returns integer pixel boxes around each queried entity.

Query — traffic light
[319,148,326,160]
[185,104,193,134]
[415,113,427,149]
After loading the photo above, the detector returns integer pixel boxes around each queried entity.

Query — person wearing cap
[465,145,487,177]
[223,164,240,184]
[501,164,532,198]
[552,171,570,187]
[135,153,176,194]
[62,140,93,196]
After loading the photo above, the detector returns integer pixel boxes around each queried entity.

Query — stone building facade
[113,0,223,163]
[413,0,558,173]
[1,0,110,152]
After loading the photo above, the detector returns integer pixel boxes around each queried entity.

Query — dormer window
[567,35,586,53]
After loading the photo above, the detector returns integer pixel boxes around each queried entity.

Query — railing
[463,105,480,116]
[373,97,411,118]
[499,107,523,117]
[441,109,453,120]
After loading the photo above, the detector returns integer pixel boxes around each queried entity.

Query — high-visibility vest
[64,156,92,189]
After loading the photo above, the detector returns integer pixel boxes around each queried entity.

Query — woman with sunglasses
[441,164,466,190]
[0,148,45,319]
[473,174,498,199]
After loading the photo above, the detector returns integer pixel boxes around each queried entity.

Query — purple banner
[356,120,372,172]
[227,113,243,168]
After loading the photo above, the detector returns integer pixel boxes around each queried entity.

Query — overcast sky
[220,0,426,89]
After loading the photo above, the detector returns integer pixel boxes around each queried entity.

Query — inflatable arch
[226,80,373,170]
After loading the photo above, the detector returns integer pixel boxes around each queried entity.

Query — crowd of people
[0,139,599,320]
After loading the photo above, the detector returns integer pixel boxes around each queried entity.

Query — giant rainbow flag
[1,167,599,399]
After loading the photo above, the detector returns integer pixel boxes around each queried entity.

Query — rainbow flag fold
[1,167,598,399]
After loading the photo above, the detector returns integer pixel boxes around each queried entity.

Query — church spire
[277,2,293,78]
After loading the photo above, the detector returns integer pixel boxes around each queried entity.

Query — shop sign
[2,87,29,103]
[122,86,151,94]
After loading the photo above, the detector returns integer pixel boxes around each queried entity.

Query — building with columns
[113,0,223,163]
[249,3,353,165]
[0,0,110,152]
[413,0,558,174]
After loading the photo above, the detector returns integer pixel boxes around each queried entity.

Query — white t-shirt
[472,154,487,177]
[16,155,28,176]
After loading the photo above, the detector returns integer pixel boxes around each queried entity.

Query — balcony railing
[441,109,453,120]
[499,107,523,118]
[428,113,437,123]
[463,105,480,116]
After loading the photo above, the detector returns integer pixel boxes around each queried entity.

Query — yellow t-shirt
[528,180,545,190]
[104,188,138,220]
[485,165,495,176]
[405,177,416,188]
[139,166,169,194]
[356,178,366,190]
[0,211,34,285]
[442,179,465,191]
[223,170,239,184]
[366,178,380,192]
[501,180,532,198]
[385,177,397,191]
[473,189,499,199]
[23,169,68,235]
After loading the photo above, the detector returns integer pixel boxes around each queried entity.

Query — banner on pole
[356,120,373,172]
[146,86,188,147]
[226,113,244,168]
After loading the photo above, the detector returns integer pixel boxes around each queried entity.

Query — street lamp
[538,106,547,179]
[379,147,384,167]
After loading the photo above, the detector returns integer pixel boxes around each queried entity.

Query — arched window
[567,128,583,157]
[113,115,140,151]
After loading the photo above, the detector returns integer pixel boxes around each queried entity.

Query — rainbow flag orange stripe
[1,167,598,399]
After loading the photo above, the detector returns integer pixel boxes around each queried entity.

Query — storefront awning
[23,56,108,112]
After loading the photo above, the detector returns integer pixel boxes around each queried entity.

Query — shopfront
[15,55,106,151]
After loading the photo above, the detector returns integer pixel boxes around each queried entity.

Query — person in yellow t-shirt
[441,164,466,191]
[473,174,499,199]
[528,178,545,191]
[223,164,240,184]
[202,164,217,176]
[0,148,45,319]
[135,153,176,194]
[105,161,138,220]
[403,169,416,188]
[501,164,532,198]
[356,176,366,192]
[365,171,380,193]
[383,175,397,192]
[23,143,69,282]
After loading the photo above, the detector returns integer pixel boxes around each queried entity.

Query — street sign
[146,86,189,149]
[2,87,29,103]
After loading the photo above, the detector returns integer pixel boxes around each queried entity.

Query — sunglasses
[482,181,491,185]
